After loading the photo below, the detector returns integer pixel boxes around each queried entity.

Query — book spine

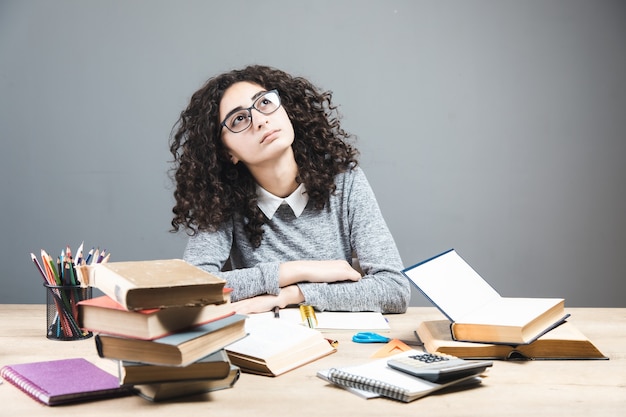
[90,266,132,309]
[326,368,408,402]
[0,366,49,405]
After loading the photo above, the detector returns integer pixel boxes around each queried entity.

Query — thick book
[134,364,240,402]
[417,319,608,360]
[95,314,247,366]
[402,249,568,344]
[317,350,483,403]
[225,317,336,376]
[84,259,227,310]
[78,294,235,340]
[118,350,232,385]
[0,358,133,406]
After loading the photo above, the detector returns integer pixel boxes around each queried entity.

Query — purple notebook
[0,358,133,405]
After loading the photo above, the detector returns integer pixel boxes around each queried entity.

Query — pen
[273,306,280,318]
[299,305,317,329]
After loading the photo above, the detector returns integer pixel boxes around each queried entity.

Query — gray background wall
[1,0,624,306]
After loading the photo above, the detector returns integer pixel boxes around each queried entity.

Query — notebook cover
[0,358,132,405]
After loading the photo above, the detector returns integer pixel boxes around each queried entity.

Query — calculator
[387,352,493,383]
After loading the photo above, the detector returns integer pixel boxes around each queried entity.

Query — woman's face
[219,81,295,168]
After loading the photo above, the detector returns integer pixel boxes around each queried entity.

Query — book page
[403,250,500,321]
[256,309,390,331]
[460,297,563,326]
[225,318,322,359]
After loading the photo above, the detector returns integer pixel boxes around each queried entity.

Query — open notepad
[254,308,390,332]
[317,350,483,402]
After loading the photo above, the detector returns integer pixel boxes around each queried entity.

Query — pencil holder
[44,283,93,341]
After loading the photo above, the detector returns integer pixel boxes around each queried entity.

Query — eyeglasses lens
[225,90,281,133]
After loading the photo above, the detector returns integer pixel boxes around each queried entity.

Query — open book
[417,319,607,360]
[402,249,568,344]
[253,308,390,332]
[225,316,336,376]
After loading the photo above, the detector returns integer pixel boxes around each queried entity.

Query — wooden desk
[1,306,624,416]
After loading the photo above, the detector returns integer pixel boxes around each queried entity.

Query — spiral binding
[326,368,408,402]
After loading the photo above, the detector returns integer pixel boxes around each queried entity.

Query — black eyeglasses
[220,89,281,134]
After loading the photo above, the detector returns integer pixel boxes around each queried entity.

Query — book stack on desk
[403,249,607,360]
[78,259,248,401]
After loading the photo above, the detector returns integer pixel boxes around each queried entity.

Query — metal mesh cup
[44,283,92,341]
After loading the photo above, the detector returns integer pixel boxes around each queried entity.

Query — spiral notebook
[317,350,483,402]
[0,358,133,406]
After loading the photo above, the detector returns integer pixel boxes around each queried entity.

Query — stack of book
[78,259,248,401]
[402,249,607,360]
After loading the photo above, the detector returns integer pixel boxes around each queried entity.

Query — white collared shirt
[256,183,309,219]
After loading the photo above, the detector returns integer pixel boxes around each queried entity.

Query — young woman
[169,65,410,314]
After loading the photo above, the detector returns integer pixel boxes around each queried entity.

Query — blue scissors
[352,332,390,343]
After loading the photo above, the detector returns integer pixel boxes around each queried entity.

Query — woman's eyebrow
[223,90,268,118]
[250,90,268,101]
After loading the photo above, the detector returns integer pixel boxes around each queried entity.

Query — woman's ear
[229,154,239,165]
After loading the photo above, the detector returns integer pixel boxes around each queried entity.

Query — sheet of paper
[248,308,390,332]
[403,249,500,320]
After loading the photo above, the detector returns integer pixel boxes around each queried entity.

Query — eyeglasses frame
[219,89,281,134]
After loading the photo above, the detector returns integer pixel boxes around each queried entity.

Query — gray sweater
[183,167,410,313]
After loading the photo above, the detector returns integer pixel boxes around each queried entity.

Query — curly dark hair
[169,65,359,247]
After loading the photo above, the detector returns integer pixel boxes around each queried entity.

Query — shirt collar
[256,183,308,219]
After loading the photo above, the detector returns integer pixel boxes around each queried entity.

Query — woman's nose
[253,110,270,129]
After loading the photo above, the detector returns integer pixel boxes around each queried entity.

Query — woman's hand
[230,295,278,315]
[279,260,362,286]
[230,285,305,314]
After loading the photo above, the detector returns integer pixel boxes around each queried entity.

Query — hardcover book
[225,317,336,376]
[134,364,240,402]
[95,314,247,366]
[0,358,133,406]
[402,249,568,344]
[83,259,227,310]
[78,294,235,340]
[118,349,233,385]
[417,319,608,360]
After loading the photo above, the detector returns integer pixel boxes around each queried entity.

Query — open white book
[225,317,336,376]
[252,308,390,332]
[402,249,568,344]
